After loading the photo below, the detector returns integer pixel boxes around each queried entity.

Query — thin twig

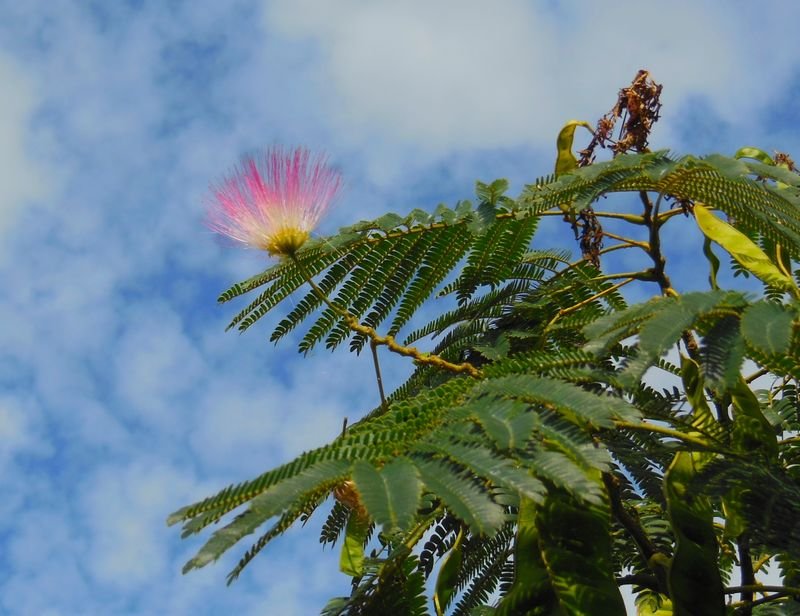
[731,593,788,610]
[614,419,730,452]
[615,573,660,591]
[291,255,482,379]
[745,367,769,384]
[753,554,772,574]
[557,278,635,319]
[370,340,388,410]
[592,270,656,282]
[538,277,635,347]
[539,209,647,224]
[656,207,689,224]
[600,229,650,251]
[725,584,800,595]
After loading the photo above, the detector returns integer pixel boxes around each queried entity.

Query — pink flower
[207,146,341,256]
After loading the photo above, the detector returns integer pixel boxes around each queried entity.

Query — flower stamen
[207,146,341,257]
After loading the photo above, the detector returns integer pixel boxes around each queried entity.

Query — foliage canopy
[171,71,800,615]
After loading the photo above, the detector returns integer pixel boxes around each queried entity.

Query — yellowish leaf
[693,204,796,292]
[555,120,593,176]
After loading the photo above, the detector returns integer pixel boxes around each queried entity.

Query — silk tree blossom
[207,147,342,257]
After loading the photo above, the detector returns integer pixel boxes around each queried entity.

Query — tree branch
[640,191,675,296]
[737,535,755,614]
[616,573,661,592]
[293,255,482,378]
[604,472,670,594]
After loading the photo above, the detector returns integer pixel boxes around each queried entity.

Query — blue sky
[1,1,799,614]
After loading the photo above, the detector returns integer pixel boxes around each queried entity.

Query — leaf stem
[655,206,689,224]
[539,277,636,345]
[291,255,482,379]
[600,229,651,251]
[592,270,656,282]
[745,367,769,383]
[539,209,647,224]
[752,554,772,573]
[614,419,729,451]
[558,278,636,318]
[725,584,800,595]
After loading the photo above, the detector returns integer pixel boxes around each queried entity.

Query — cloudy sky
[1,1,799,614]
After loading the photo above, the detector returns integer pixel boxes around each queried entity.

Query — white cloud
[0,54,50,240]
[187,346,375,474]
[0,395,50,470]
[81,461,190,587]
[264,0,800,154]
[113,302,207,431]
[2,509,93,616]
[265,0,554,153]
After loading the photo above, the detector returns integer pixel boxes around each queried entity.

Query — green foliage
[352,458,421,534]
[663,358,725,615]
[340,514,369,577]
[172,102,800,614]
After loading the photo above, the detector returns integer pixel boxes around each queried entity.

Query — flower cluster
[207,146,341,257]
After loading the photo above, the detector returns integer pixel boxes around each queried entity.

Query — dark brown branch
[603,472,670,594]
[616,573,660,592]
[737,535,756,614]
[640,191,675,297]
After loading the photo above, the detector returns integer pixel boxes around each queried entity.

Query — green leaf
[618,292,740,387]
[636,595,673,615]
[582,297,671,356]
[730,378,778,461]
[741,301,794,356]
[664,448,726,615]
[472,333,511,361]
[469,399,537,450]
[531,450,607,505]
[536,482,626,615]
[434,203,456,224]
[480,375,641,428]
[351,458,420,533]
[339,514,369,577]
[702,236,720,290]
[553,120,592,231]
[496,497,555,615]
[375,212,405,231]
[476,178,510,205]
[180,459,350,572]
[680,355,725,441]
[433,526,463,616]
[663,373,725,616]
[700,316,744,393]
[407,208,433,225]
[414,458,505,536]
[694,204,795,291]
[434,439,546,503]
